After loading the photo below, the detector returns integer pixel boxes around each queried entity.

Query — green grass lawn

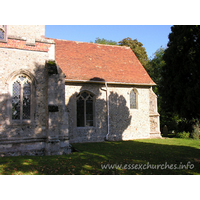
[0,138,200,175]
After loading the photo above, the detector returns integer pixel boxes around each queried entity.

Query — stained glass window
[77,91,94,127]
[12,75,32,121]
[130,90,137,109]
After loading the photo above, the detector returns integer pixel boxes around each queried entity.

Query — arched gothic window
[76,91,94,127]
[11,75,32,121]
[130,89,138,109]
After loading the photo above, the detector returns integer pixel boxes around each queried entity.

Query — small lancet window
[77,91,94,127]
[130,89,137,109]
[12,75,31,121]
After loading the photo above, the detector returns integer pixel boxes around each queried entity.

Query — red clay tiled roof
[54,39,155,85]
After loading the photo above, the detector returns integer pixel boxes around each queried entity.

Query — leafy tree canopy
[94,37,118,45]
[147,46,166,94]
[118,37,149,69]
[160,25,200,120]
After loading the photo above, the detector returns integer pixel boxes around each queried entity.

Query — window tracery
[77,91,94,127]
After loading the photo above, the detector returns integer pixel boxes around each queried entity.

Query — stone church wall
[65,83,153,143]
[8,25,45,40]
[0,48,49,156]
[0,25,70,156]
[65,83,107,143]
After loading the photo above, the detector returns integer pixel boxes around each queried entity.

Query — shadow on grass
[161,133,176,138]
[0,139,199,175]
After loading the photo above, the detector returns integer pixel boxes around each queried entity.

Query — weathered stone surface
[149,88,161,138]
[8,25,45,40]
[65,83,161,143]
[0,25,71,156]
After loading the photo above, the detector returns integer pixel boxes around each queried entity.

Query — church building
[0,25,161,156]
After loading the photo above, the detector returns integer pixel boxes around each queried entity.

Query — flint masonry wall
[65,82,158,143]
[0,48,49,156]
[65,83,107,143]
[0,25,70,156]
[0,48,70,156]
[46,65,70,155]
[8,25,45,41]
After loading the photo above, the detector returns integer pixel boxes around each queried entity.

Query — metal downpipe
[105,82,110,141]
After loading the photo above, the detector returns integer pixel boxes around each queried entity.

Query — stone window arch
[8,71,36,123]
[76,91,95,127]
[130,88,138,109]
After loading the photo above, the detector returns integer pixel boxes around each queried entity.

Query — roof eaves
[65,79,156,86]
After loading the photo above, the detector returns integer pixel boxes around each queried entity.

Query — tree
[118,37,149,69]
[160,25,200,120]
[94,37,118,45]
[147,46,165,95]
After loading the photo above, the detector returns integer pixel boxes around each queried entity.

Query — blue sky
[45,25,172,59]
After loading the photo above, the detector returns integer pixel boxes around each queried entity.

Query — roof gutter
[64,79,156,86]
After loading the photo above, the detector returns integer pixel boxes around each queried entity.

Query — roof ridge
[53,38,131,49]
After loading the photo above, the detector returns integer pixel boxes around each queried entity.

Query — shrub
[177,119,194,133]
[176,131,190,139]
